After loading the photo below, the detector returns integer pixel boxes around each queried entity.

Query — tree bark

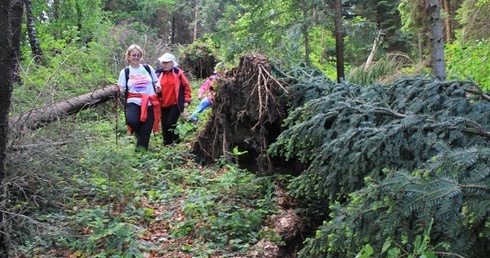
[301,0,311,67]
[193,0,198,42]
[427,0,447,81]
[10,0,22,82]
[24,0,44,64]
[334,0,345,82]
[0,0,14,255]
[442,0,452,42]
[171,15,176,44]
[9,85,118,132]
[365,29,383,69]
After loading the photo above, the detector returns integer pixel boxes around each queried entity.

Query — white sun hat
[158,53,178,67]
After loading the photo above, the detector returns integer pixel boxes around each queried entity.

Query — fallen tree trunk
[9,85,118,132]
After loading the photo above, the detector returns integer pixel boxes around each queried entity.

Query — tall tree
[193,0,198,41]
[428,0,447,80]
[10,0,22,82]
[442,0,452,42]
[24,0,44,64]
[399,0,449,79]
[349,0,410,58]
[301,0,311,66]
[334,0,344,82]
[0,0,13,255]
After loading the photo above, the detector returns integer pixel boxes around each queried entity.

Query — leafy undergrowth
[15,117,281,257]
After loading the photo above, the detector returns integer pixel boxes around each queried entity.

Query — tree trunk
[417,29,423,63]
[365,29,383,69]
[301,0,311,67]
[0,0,14,255]
[171,15,176,44]
[442,0,452,42]
[75,0,82,33]
[10,0,22,83]
[9,85,118,132]
[24,0,44,64]
[334,0,345,82]
[193,0,198,42]
[427,0,447,81]
[52,0,59,21]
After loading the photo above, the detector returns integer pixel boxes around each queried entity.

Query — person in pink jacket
[189,62,225,122]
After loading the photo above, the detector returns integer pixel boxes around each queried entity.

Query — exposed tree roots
[191,53,288,174]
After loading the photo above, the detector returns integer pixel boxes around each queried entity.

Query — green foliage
[98,0,173,27]
[446,39,490,92]
[214,0,336,70]
[298,146,490,257]
[9,0,490,256]
[78,146,138,207]
[346,53,415,85]
[270,65,490,256]
[15,43,110,111]
[10,113,278,256]
[355,220,437,258]
[455,0,490,42]
[170,150,276,253]
[70,209,143,257]
[342,17,377,65]
[273,70,490,201]
[14,16,120,114]
[341,1,412,67]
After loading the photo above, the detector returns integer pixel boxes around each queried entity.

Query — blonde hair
[125,44,144,63]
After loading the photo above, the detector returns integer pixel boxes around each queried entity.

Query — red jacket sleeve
[180,73,192,104]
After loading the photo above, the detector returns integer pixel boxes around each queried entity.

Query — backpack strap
[124,67,130,101]
[143,64,157,93]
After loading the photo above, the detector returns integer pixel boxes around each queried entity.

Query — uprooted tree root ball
[191,53,288,173]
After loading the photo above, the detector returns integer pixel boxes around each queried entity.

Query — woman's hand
[153,82,161,93]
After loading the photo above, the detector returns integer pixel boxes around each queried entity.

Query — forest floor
[23,130,302,258]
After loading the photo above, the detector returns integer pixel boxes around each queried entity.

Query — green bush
[446,39,490,92]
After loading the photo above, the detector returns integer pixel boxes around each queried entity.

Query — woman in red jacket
[157,53,192,146]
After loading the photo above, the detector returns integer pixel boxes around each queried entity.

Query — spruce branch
[465,85,490,101]
[274,69,490,257]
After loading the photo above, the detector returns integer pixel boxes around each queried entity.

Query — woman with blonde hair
[116,44,161,151]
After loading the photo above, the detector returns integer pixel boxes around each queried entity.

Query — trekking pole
[114,85,119,145]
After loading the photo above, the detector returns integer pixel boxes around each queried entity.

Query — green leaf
[364,244,374,256]
[381,239,391,253]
